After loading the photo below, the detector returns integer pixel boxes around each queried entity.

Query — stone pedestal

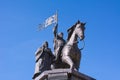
[34,69,95,80]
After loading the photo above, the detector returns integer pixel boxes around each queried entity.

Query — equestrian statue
[32,20,86,79]
[52,20,85,70]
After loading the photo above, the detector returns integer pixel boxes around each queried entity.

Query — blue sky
[0,0,120,80]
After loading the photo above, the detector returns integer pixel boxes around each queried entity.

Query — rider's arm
[53,24,58,37]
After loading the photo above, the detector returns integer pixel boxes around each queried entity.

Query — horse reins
[80,40,85,50]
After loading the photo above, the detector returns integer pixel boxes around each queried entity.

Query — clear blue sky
[0,0,120,80]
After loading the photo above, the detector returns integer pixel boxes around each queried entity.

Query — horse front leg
[62,55,74,70]
[75,53,81,70]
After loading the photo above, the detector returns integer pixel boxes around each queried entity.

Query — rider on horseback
[53,24,66,62]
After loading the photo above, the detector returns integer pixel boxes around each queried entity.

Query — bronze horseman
[52,20,85,70]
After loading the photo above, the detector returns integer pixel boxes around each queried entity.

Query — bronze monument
[32,13,95,80]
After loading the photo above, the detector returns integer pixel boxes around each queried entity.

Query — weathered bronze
[61,20,85,70]
[53,24,66,62]
[33,20,86,79]
[52,20,85,70]
[32,41,54,79]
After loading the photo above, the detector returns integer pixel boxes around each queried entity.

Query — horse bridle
[66,39,85,50]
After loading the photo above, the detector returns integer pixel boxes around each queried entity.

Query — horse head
[67,20,86,42]
[74,20,85,41]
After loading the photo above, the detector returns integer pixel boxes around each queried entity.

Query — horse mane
[67,24,76,41]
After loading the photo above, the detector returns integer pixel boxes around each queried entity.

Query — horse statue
[61,20,86,70]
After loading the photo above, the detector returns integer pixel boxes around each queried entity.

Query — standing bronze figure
[32,41,54,79]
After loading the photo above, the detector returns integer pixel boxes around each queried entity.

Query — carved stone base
[33,69,95,80]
